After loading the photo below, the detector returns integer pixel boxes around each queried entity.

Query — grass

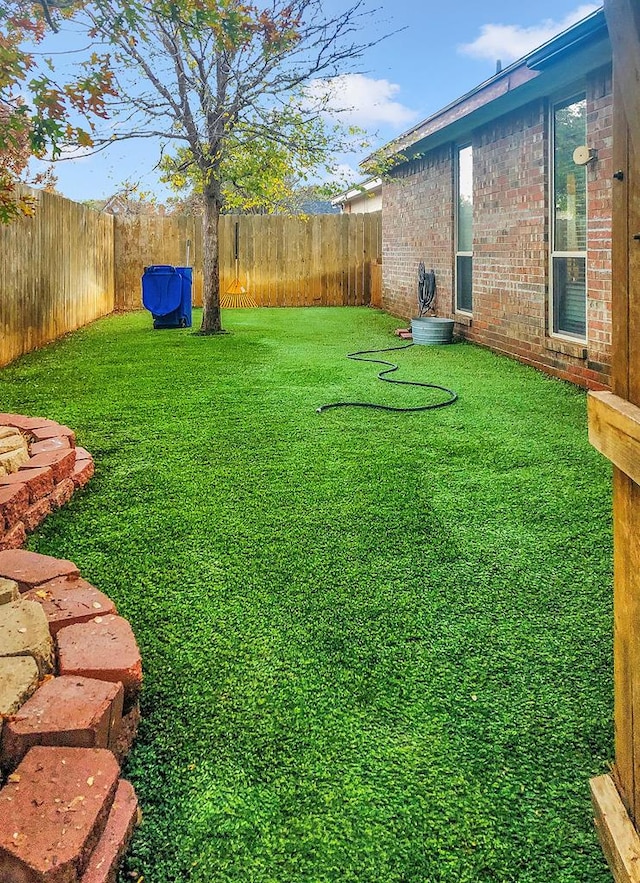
[0,307,613,882]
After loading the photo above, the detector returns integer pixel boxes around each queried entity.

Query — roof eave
[526,8,607,70]
[370,7,607,166]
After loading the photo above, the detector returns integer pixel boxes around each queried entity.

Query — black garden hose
[316,343,458,414]
[417,262,436,316]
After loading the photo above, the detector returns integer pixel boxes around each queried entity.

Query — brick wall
[382,145,453,319]
[470,100,548,368]
[585,65,614,377]
[382,65,613,389]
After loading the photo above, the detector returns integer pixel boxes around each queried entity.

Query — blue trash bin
[142,265,192,328]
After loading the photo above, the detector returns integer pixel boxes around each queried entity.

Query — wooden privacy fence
[218,213,381,307]
[1,196,381,367]
[115,214,203,311]
[587,2,640,880]
[115,212,382,310]
[370,259,383,309]
[0,188,115,368]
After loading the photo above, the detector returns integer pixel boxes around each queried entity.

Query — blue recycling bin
[142,265,192,328]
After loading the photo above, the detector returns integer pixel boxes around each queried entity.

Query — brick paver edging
[0,413,95,551]
[0,415,143,883]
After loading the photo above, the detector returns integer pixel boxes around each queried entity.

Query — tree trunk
[200,182,224,334]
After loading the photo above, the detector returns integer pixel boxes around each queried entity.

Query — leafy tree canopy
[66,0,387,331]
[0,0,116,222]
[158,116,366,214]
[2,0,389,332]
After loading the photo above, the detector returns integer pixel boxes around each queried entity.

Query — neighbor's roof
[370,7,608,165]
[331,177,382,207]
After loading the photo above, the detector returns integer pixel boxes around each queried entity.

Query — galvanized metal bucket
[411,317,455,345]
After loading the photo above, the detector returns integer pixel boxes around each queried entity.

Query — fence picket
[1,193,382,367]
[213,213,382,308]
[0,186,114,368]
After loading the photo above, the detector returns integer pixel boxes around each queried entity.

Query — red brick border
[0,415,94,551]
[0,417,142,883]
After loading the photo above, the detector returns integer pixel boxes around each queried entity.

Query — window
[456,144,473,313]
[551,94,587,338]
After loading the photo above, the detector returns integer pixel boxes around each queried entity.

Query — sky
[32,0,601,203]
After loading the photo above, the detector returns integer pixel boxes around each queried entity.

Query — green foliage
[159,111,365,214]
[0,0,117,222]
[0,308,614,882]
[159,127,301,214]
[68,0,384,329]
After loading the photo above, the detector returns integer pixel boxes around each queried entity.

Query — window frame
[549,89,588,342]
[455,142,473,315]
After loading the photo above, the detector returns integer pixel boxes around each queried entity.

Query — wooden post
[589,2,640,879]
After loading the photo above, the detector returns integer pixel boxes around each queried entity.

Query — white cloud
[332,162,360,180]
[459,4,600,63]
[30,145,95,168]
[325,162,361,189]
[305,74,419,128]
[306,163,363,192]
[56,145,95,161]
[314,162,359,184]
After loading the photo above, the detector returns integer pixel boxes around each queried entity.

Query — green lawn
[0,307,614,882]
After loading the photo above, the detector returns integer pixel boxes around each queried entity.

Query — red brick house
[379,8,612,388]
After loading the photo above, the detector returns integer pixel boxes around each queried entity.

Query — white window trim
[549,90,588,344]
[455,143,473,316]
